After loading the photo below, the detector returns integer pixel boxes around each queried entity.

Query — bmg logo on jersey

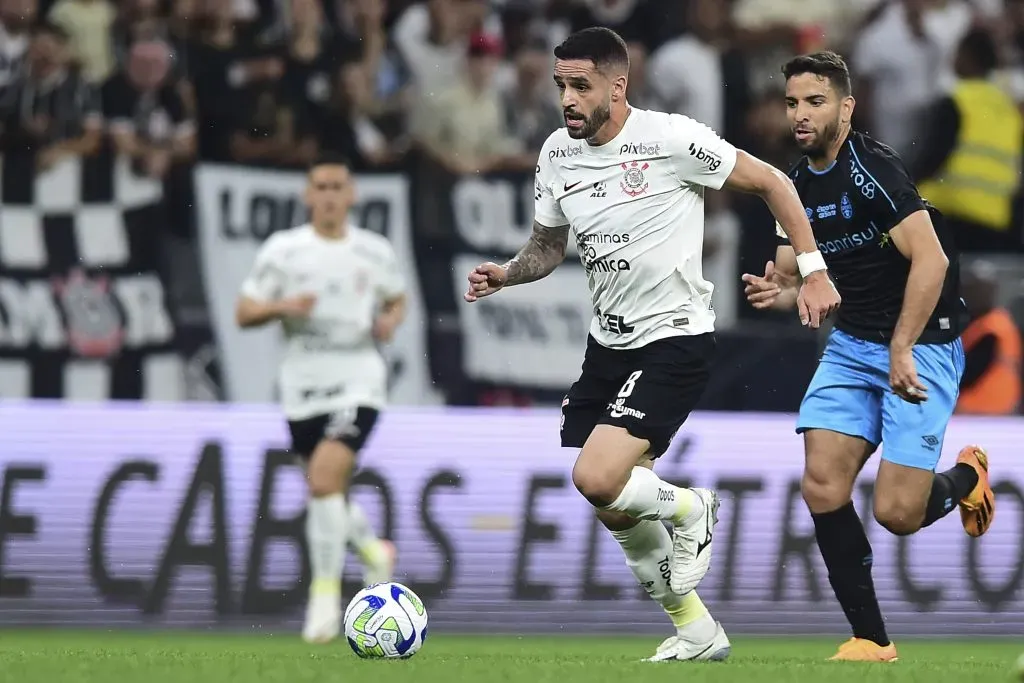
[687,142,722,172]
[549,144,583,161]
[619,142,662,156]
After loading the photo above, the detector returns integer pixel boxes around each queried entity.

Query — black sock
[922,463,979,528]
[811,502,890,646]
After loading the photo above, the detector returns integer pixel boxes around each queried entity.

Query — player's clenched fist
[464,262,507,302]
[797,271,841,329]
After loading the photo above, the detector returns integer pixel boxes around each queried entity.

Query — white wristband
[796,250,827,278]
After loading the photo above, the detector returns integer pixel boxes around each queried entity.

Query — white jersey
[534,108,738,349]
[240,223,405,420]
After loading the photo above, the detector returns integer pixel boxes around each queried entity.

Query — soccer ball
[343,582,428,659]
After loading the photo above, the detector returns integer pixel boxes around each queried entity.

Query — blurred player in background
[465,27,840,662]
[742,52,994,662]
[235,152,405,644]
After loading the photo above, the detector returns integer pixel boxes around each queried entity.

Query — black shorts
[287,407,380,459]
[560,333,715,458]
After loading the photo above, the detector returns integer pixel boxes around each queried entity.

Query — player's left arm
[887,210,949,351]
[373,242,407,343]
[858,143,949,352]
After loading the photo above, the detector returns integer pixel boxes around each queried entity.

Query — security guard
[915,28,1023,252]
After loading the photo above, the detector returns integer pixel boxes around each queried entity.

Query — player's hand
[890,345,928,404]
[741,260,781,309]
[372,310,401,343]
[274,294,317,318]
[796,271,841,329]
[464,262,507,302]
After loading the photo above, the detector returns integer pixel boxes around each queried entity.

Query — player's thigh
[561,336,627,450]
[801,429,875,513]
[878,340,963,472]
[290,407,380,495]
[594,333,716,460]
[796,331,887,450]
[874,342,963,531]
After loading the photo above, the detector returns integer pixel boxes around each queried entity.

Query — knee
[572,459,627,507]
[801,466,853,514]
[874,499,924,536]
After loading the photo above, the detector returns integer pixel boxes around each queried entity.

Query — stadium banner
[0,153,184,400]
[192,165,439,406]
[1,402,1022,637]
[438,172,592,390]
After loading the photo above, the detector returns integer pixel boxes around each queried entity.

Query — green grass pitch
[0,631,1020,683]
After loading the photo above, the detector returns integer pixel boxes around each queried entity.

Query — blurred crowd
[2,0,1024,414]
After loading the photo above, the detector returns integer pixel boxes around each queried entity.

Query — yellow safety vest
[918,80,1023,231]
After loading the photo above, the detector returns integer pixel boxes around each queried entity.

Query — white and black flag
[0,153,184,399]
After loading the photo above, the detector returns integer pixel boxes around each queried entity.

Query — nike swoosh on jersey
[563,181,582,191]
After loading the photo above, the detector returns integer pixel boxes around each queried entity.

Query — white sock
[603,466,704,526]
[347,499,389,566]
[306,493,347,594]
[610,520,715,638]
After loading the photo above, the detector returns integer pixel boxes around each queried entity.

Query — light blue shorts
[796,328,965,471]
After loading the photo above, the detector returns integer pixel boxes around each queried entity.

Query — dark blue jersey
[777,131,966,345]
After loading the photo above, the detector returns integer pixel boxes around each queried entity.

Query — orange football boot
[956,445,995,538]
[828,638,899,662]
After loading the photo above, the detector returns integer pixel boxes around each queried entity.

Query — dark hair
[553,27,629,72]
[32,20,69,42]
[308,151,351,172]
[959,27,998,75]
[781,51,852,96]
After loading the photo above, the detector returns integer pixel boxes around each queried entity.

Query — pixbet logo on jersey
[620,161,649,197]
[549,144,583,161]
[619,142,662,156]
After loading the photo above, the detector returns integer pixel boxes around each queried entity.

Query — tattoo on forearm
[503,222,568,286]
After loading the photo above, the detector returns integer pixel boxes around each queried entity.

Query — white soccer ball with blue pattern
[343,582,428,659]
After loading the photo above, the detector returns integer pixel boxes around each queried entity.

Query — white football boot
[302,587,341,644]
[361,540,397,586]
[670,488,720,595]
[644,620,732,662]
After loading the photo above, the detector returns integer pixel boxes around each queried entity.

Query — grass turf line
[0,632,1019,683]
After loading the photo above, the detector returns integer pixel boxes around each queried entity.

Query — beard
[566,101,611,140]
[797,114,841,160]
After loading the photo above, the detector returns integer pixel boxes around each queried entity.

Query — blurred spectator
[560,0,664,51]
[392,0,489,99]
[0,21,100,169]
[412,31,520,174]
[110,0,181,74]
[648,0,728,134]
[46,0,115,83]
[957,260,1022,415]
[317,60,396,168]
[732,0,876,53]
[851,0,973,161]
[334,0,414,138]
[623,40,657,109]
[0,0,36,93]
[103,37,195,180]
[501,33,561,156]
[189,0,284,162]
[916,28,1022,252]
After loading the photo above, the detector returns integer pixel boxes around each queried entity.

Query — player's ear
[842,96,856,124]
[612,73,628,102]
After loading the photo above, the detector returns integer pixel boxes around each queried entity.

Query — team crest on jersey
[620,161,649,197]
[805,207,813,221]
[51,269,125,358]
[840,193,854,220]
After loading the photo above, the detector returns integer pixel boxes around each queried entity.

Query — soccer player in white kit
[236,153,406,643]
[465,28,841,661]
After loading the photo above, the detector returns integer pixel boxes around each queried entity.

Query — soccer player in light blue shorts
[741,50,995,662]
